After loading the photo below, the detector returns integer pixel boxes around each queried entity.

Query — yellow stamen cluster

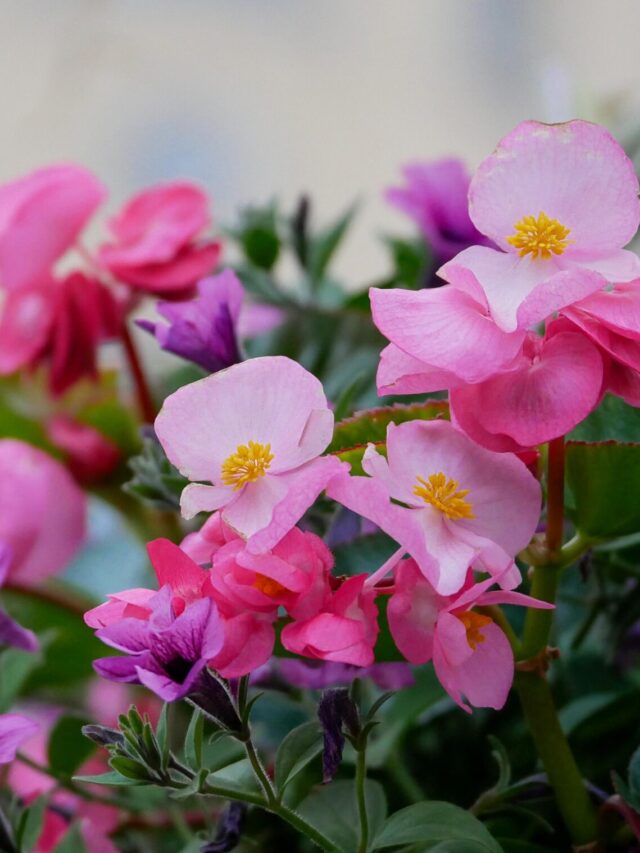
[221,440,274,490]
[506,211,571,260]
[253,574,287,598]
[413,472,475,520]
[458,611,493,650]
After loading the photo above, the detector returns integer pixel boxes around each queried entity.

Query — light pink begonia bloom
[0,440,86,585]
[388,558,552,712]
[98,181,221,295]
[0,713,38,763]
[440,120,640,333]
[155,356,347,552]
[0,164,105,291]
[281,574,379,667]
[327,420,540,595]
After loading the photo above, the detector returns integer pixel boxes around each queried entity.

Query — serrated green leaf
[372,802,502,851]
[329,402,449,455]
[566,441,640,538]
[275,720,323,793]
[48,715,94,777]
[299,779,387,853]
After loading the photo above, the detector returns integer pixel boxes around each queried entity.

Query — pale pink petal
[476,589,555,609]
[0,285,55,373]
[180,483,234,520]
[451,332,604,449]
[436,611,475,667]
[387,558,441,664]
[222,475,288,540]
[377,343,462,395]
[565,283,640,339]
[156,356,332,481]
[84,588,155,629]
[370,285,525,381]
[468,120,640,253]
[566,250,640,283]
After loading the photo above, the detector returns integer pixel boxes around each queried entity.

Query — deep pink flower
[386,158,491,267]
[440,120,640,333]
[155,356,347,551]
[0,713,38,764]
[46,416,121,484]
[0,440,86,585]
[281,574,379,666]
[98,181,221,296]
[327,420,540,595]
[0,164,105,291]
[388,558,552,711]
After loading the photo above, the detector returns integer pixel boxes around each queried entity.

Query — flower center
[413,472,475,520]
[253,574,287,598]
[221,440,274,490]
[458,611,493,650]
[506,211,571,260]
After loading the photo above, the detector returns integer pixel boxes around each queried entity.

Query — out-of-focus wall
[1,0,639,280]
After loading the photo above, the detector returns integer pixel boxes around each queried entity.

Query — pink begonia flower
[440,120,640,333]
[0,164,105,291]
[386,158,492,267]
[388,558,552,711]
[449,329,605,452]
[98,181,221,295]
[155,356,347,552]
[0,440,86,585]
[0,713,38,763]
[327,420,540,595]
[281,574,379,666]
[180,510,236,565]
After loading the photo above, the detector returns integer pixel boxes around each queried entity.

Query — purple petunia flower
[0,713,39,764]
[93,586,224,702]
[0,543,38,652]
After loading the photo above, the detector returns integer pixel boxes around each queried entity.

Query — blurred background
[2,0,640,282]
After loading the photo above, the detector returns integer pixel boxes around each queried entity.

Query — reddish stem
[120,323,157,424]
[546,436,565,558]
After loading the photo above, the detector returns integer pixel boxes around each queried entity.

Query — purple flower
[93,586,224,702]
[137,270,243,373]
[386,158,492,271]
[0,713,38,764]
[0,544,38,653]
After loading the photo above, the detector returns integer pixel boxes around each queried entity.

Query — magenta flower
[281,575,379,667]
[388,558,552,711]
[93,586,224,702]
[386,158,491,267]
[155,356,347,552]
[0,440,86,585]
[0,543,38,652]
[98,181,221,296]
[0,164,105,291]
[0,713,38,764]
[137,270,242,372]
[440,120,640,333]
[327,420,540,595]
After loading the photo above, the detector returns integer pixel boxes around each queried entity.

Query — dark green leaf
[73,770,143,787]
[48,715,94,776]
[569,394,640,442]
[16,795,47,853]
[373,802,502,851]
[298,779,387,853]
[53,823,88,853]
[184,707,204,770]
[275,720,323,792]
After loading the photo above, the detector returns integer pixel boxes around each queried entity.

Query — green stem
[514,673,597,844]
[244,738,277,807]
[520,565,559,659]
[355,747,369,853]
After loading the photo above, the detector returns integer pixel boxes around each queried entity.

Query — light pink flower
[327,420,540,595]
[440,120,640,333]
[180,510,237,565]
[0,440,86,585]
[155,356,347,552]
[449,329,605,452]
[98,181,221,295]
[0,713,38,763]
[0,164,105,291]
[388,558,552,711]
[281,575,379,666]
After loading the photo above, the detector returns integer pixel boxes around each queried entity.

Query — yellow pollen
[458,611,493,650]
[413,472,475,520]
[221,440,274,490]
[253,574,287,598]
[506,211,571,260]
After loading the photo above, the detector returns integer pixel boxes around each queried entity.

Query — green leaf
[569,394,640,442]
[16,795,47,853]
[566,441,640,538]
[333,533,399,578]
[308,203,358,283]
[329,402,449,455]
[53,823,88,853]
[123,432,188,511]
[184,708,204,770]
[275,720,323,793]
[110,756,151,782]
[73,770,143,787]
[298,779,387,853]
[0,643,45,712]
[383,235,431,289]
[48,715,94,776]
[373,802,502,851]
